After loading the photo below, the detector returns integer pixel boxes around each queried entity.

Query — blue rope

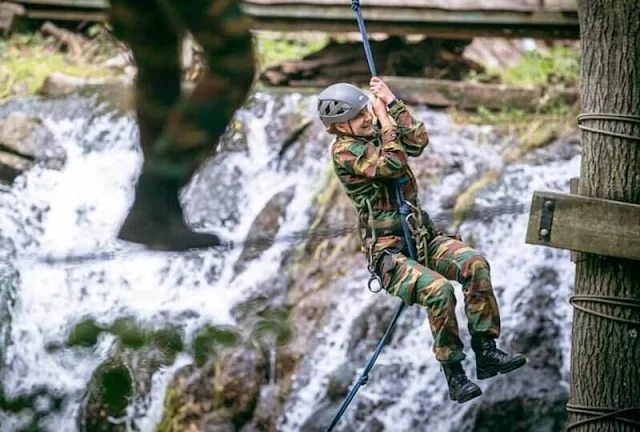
[351,0,377,76]
[325,2,417,430]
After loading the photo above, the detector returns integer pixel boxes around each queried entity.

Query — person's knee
[461,254,491,280]
[418,276,455,310]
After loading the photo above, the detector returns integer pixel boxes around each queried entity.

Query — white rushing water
[0,91,579,432]
[0,90,331,431]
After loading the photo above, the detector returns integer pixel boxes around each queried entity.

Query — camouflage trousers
[375,235,501,363]
[109,0,255,186]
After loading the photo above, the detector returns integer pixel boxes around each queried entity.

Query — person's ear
[334,123,349,135]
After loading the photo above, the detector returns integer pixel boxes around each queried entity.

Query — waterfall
[0,88,331,430]
[0,87,580,431]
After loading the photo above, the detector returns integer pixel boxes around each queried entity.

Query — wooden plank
[23,8,106,20]
[244,0,542,11]
[542,0,577,11]
[525,191,640,261]
[12,0,577,13]
[15,0,576,12]
[12,0,107,8]
[243,3,576,25]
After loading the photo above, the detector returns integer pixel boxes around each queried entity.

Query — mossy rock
[77,359,133,432]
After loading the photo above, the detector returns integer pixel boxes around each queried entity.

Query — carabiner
[367,273,383,293]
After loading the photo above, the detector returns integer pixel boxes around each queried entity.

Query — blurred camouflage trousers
[109,0,255,185]
[376,235,501,363]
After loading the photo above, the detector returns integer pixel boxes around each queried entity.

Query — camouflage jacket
[330,100,432,257]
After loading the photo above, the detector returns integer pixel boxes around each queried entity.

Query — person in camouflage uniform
[317,77,526,403]
[109,0,255,251]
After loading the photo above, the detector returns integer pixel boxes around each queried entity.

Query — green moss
[155,382,186,432]
[0,52,114,99]
[498,46,580,87]
[467,45,581,87]
[0,30,122,101]
[253,31,330,71]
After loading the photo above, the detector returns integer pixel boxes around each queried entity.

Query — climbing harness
[325,1,420,430]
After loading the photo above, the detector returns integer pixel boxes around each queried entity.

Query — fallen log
[259,36,480,86]
[380,76,579,110]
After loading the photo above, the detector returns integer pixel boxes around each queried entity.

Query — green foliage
[254,31,330,71]
[250,309,293,346]
[151,326,185,355]
[109,317,149,349]
[66,318,103,347]
[192,325,241,367]
[0,29,121,101]
[97,365,133,416]
[467,45,581,87]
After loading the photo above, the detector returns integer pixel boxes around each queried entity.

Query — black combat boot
[442,362,482,403]
[117,170,222,251]
[471,334,527,380]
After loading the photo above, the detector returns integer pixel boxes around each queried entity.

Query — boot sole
[450,386,483,404]
[476,355,527,380]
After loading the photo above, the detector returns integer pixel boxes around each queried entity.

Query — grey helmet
[317,83,370,127]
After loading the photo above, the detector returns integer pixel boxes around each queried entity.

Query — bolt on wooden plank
[526,190,640,261]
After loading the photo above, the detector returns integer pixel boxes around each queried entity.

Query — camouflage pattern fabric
[108,0,255,250]
[331,100,429,257]
[331,100,501,363]
[376,235,501,363]
[109,0,255,185]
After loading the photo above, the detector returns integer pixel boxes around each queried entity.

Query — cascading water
[0,87,332,431]
[0,86,580,432]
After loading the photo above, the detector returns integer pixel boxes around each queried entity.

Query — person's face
[335,107,374,138]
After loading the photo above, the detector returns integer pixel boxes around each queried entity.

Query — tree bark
[569,1,640,431]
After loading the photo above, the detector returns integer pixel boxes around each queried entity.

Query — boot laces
[483,341,509,362]
[475,337,509,362]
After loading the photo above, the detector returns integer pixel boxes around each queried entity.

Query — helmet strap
[347,121,356,137]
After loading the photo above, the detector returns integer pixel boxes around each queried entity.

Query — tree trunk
[569,1,640,431]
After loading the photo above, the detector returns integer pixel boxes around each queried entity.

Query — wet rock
[158,340,267,431]
[298,399,386,432]
[327,363,357,401]
[0,112,66,182]
[201,408,236,432]
[346,299,398,365]
[510,266,564,372]
[519,134,581,166]
[77,359,132,432]
[182,156,245,232]
[233,186,295,274]
[76,333,180,432]
[0,261,18,363]
[0,151,30,183]
[242,384,279,432]
[39,72,131,98]
[0,113,56,160]
[298,400,344,432]
[461,367,568,432]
